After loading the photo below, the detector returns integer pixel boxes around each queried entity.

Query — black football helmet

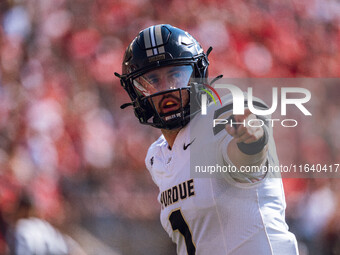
[115,24,212,130]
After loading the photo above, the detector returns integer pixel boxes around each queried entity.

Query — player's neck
[161,128,181,150]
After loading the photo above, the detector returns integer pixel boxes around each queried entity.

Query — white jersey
[145,94,299,255]
[14,217,69,255]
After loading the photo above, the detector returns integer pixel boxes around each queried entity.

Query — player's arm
[225,109,268,170]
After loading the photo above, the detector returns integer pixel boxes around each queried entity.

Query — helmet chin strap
[115,72,134,109]
[206,46,213,57]
[120,102,133,109]
[210,74,223,85]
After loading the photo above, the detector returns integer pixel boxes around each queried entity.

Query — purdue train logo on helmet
[115,24,212,130]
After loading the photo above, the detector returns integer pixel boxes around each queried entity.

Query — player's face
[133,65,192,114]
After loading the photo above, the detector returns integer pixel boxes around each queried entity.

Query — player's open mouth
[160,97,180,114]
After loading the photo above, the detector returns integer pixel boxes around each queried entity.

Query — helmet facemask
[131,65,196,130]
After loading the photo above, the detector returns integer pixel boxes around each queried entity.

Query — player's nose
[157,77,171,91]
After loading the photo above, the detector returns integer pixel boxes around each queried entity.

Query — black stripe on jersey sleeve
[213,100,269,135]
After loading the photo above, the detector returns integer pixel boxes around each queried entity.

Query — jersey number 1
[169,209,196,255]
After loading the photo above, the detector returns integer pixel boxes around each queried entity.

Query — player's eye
[151,79,159,85]
[148,78,159,85]
[172,72,182,79]
[147,77,160,85]
[168,71,183,82]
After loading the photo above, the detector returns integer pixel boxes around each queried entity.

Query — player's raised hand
[225,109,264,144]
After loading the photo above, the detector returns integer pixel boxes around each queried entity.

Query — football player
[116,24,299,255]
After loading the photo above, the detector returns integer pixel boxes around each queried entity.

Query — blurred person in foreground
[6,192,86,255]
[116,24,298,255]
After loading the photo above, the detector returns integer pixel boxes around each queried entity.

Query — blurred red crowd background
[0,0,340,254]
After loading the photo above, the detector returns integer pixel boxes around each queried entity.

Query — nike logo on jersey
[183,138,196,150]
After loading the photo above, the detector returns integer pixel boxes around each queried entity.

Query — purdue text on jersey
[160,179,195,209]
